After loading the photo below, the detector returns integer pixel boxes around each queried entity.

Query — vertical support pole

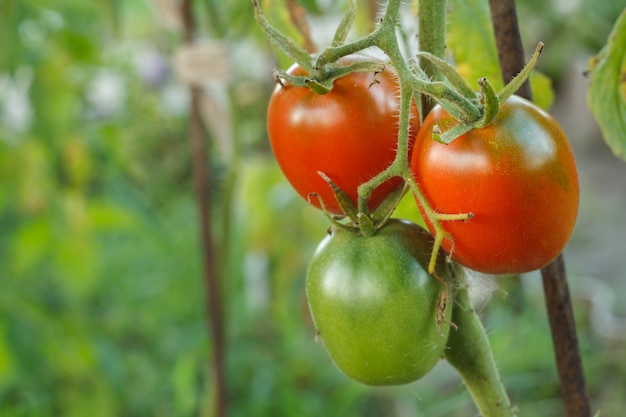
[181,1,228,415]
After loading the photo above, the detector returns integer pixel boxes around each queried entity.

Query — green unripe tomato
[306,219,455,386]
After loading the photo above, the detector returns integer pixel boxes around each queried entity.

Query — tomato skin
[306,219,453,386]
[411,95,579,275]
[267,55,419,215]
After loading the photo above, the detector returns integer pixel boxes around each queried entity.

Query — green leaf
[0,0,21,72]
[447,0,501,91]
[529,71,554,110]
[446,0,554,109]
[587,9,626,161]
[0,322,15,382]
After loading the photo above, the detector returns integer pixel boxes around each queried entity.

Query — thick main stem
[445,286,517,417]
[488,1,590,416]
[418,0,447,115]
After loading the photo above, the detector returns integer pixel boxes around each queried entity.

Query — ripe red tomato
[267,55,419,215]
[306,219,454,386]
[410,95,579,275]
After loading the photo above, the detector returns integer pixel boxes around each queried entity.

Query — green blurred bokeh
[0,0,624,416]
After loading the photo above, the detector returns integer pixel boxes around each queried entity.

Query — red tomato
[411,95,579,275]
[267,55,419,215]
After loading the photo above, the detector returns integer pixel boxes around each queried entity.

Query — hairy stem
[445,284,517,417]
[357,82,413,214]
[354,17,477,231]
[418,0,447,115]
[313,0,481,123]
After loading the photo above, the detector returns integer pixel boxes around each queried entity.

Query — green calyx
[423,42,544,144]
[312,172,409,238]
[273,60,387,94]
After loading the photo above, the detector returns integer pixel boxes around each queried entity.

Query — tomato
[306,219,454,386]
[411,95,579,275]
[267,55,420,215]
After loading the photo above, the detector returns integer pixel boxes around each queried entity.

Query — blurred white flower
[0,66,34,138]
[86,70,126,118]
[159,83,189,117]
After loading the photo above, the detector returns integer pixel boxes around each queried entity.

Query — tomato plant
[411,95,580,275]
[306,219,454,386]
[254,0,602,412]
[267,55,420,215]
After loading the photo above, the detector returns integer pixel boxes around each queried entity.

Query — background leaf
[447,0,501,91]
[587,9,626,161]
[446,0,554,109]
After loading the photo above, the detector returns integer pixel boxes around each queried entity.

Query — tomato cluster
[266,57,579,385]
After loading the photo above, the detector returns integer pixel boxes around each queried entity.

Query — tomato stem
[417,0,446,115]
[445,282,518,417]
[309,0,484,125]
[403,174,472,273]
[348,0,475,271]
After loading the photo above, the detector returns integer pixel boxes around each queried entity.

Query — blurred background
[0,0,624,416]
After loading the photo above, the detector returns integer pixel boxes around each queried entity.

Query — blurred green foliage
[0,0,624,416]
[587,10,626,160]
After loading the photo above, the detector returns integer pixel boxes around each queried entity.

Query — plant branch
[488,1,590,416]
[181,1,228,416]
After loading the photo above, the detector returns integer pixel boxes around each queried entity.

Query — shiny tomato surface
[411,95,579,274]
[267,55,419,214]
[306,219,453,385]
